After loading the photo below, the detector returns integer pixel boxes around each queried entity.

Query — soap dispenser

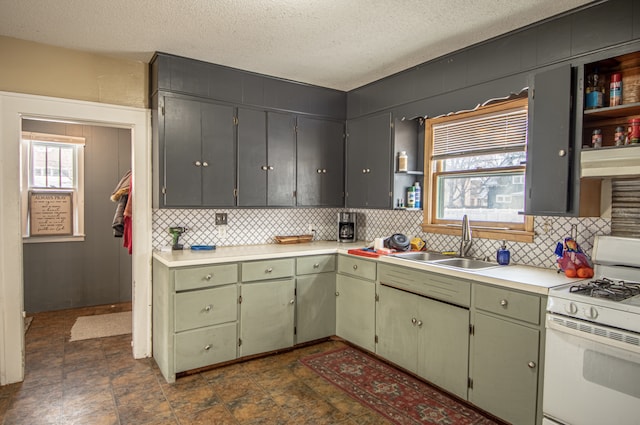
[497,240,510,265]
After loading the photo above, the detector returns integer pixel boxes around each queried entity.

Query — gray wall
[22,119,132,312]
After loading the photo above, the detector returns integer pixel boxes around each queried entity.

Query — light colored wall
[0,36,147,108]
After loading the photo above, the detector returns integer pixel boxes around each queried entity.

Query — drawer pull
[528,361,536,369]
[353,264,358,270]
[204,344,211,351]
[416,320,423,327]
[266,267,273,273]
[313,263,320,268]
[205,274,213,281]
[204,304,212,312]
[335,291,340,296]
[500,299,508,307]
[289,299,295,304]
[411,317,417,325]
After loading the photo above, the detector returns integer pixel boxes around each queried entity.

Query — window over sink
[422,96,534,242]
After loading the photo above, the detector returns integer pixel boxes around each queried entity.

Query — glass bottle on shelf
[585,68,605,109]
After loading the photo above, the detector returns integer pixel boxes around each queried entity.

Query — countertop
[153,241,581,295]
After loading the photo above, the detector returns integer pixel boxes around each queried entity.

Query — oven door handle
[547,315,640,355]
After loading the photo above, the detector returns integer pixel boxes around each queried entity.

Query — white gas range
[543,235,640,425]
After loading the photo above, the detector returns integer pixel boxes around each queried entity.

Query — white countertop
[153,241,582,295]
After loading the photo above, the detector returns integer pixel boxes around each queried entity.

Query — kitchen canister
[610,72,622,106]
[398,151,408,172]
[630,118,640,143]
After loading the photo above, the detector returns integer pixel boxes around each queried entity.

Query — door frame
[0,91,152,385]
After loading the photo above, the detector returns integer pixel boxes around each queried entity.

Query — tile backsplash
[153,208,610,269]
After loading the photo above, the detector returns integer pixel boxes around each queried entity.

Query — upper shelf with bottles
[582,52,640,149]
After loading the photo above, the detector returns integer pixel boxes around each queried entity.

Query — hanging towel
[123,175,133,254]
[111,170,131,202]
[111,170,132,238]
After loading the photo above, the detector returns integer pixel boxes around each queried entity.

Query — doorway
[0,92,152,385]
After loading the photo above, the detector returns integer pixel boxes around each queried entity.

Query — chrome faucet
[459,214,472,257]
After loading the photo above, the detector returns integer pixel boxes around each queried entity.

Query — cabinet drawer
[241,258,294,282]
[474,285,541,325]
[175,285,237,332]
[337,255,376,281]
[175,322,237,373]
[378,263,471,307]
[297,255,336,275]
[175,263,238,291]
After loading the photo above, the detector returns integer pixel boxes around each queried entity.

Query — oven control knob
[564,302,578,315]
[585,306,599,320]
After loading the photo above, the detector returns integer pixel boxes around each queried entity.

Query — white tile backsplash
[153,208,610,269]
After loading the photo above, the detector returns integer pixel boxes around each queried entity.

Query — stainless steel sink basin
[431,257,498,270]
[390,251,452,262]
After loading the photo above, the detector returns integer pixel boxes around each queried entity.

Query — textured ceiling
[0,0,595,91]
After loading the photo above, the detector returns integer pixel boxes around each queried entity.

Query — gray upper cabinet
[161,95,236,207]
[345,112,393,209]
[296,117,345,207]
[237,109,296,207]
[525,65,573,215]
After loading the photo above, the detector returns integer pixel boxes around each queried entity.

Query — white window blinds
[432,107,528,159]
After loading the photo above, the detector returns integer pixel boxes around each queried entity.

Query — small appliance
[337,212,356,243]
[168,226,187,250]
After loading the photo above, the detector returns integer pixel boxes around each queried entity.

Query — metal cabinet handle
[322,169,327,173]
[195,160,202,167]
[204,344,211,351]
[289,299,294,304]
[317,168,322,173]
[268,166,274,170]
[202,161,209,167]
[205,274,212,281]
[558,149,566,157]
[411,317,417,325]
[366,168,371,173]
[362,169,367,173]
[528,361,536,369]
[313,263,320,268]
[204,304,212,312]
[417,320,423,327]
[335,291,340,296]
[266,267,273,273]
[352,264,358,270]
[261,165,268,171]
[500,299,508,307]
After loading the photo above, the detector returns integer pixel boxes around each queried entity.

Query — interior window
[21,132,85,241]
[422,97,534,242]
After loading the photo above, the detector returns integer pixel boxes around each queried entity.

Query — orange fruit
[565,268,577,278]
[577,267,594,278]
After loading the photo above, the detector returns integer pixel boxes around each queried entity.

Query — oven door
[543,314,640,425]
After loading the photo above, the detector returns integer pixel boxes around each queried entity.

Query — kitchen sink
[431,257,498,270]
[390,251,452,262]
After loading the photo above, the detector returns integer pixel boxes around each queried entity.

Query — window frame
[421,98,534,243]
[21,131,86,242]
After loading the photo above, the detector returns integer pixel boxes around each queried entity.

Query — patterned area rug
[300,347,500,425]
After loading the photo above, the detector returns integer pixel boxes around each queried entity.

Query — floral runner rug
[300,346,501,425]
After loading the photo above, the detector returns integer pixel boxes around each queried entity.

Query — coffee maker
[337,212,357,243]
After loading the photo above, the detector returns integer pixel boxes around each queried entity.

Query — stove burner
[569,277,640,301]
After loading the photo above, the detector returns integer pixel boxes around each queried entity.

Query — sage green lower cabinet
[239,258,296,357]
[335,255,376,352]
[376,284,469,399]
[376,264,471,399]
[295,255,336,344]
[152,259,239,383]
[469,283,545,425]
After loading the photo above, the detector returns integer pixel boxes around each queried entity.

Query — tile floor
[1,304,498,425]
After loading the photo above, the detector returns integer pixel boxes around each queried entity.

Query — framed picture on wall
[28,191,73,236]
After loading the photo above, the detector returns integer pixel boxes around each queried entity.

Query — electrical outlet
[217,225,227,239]
[307,223,314,234]
[215,213,228,225]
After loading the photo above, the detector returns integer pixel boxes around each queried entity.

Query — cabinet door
[346,113,392,208]
[240,279,295,357]
[418,297,469,399]
[470,312,540,425]
[336,274,375,352]
[376,285,418,373]
[297,117,345,207]
[525,65,573,215]
[267,112,296,206]
[201,102,236,207]
[163,96,203,206]
[296,273,336,344]
[237,108,267,206]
